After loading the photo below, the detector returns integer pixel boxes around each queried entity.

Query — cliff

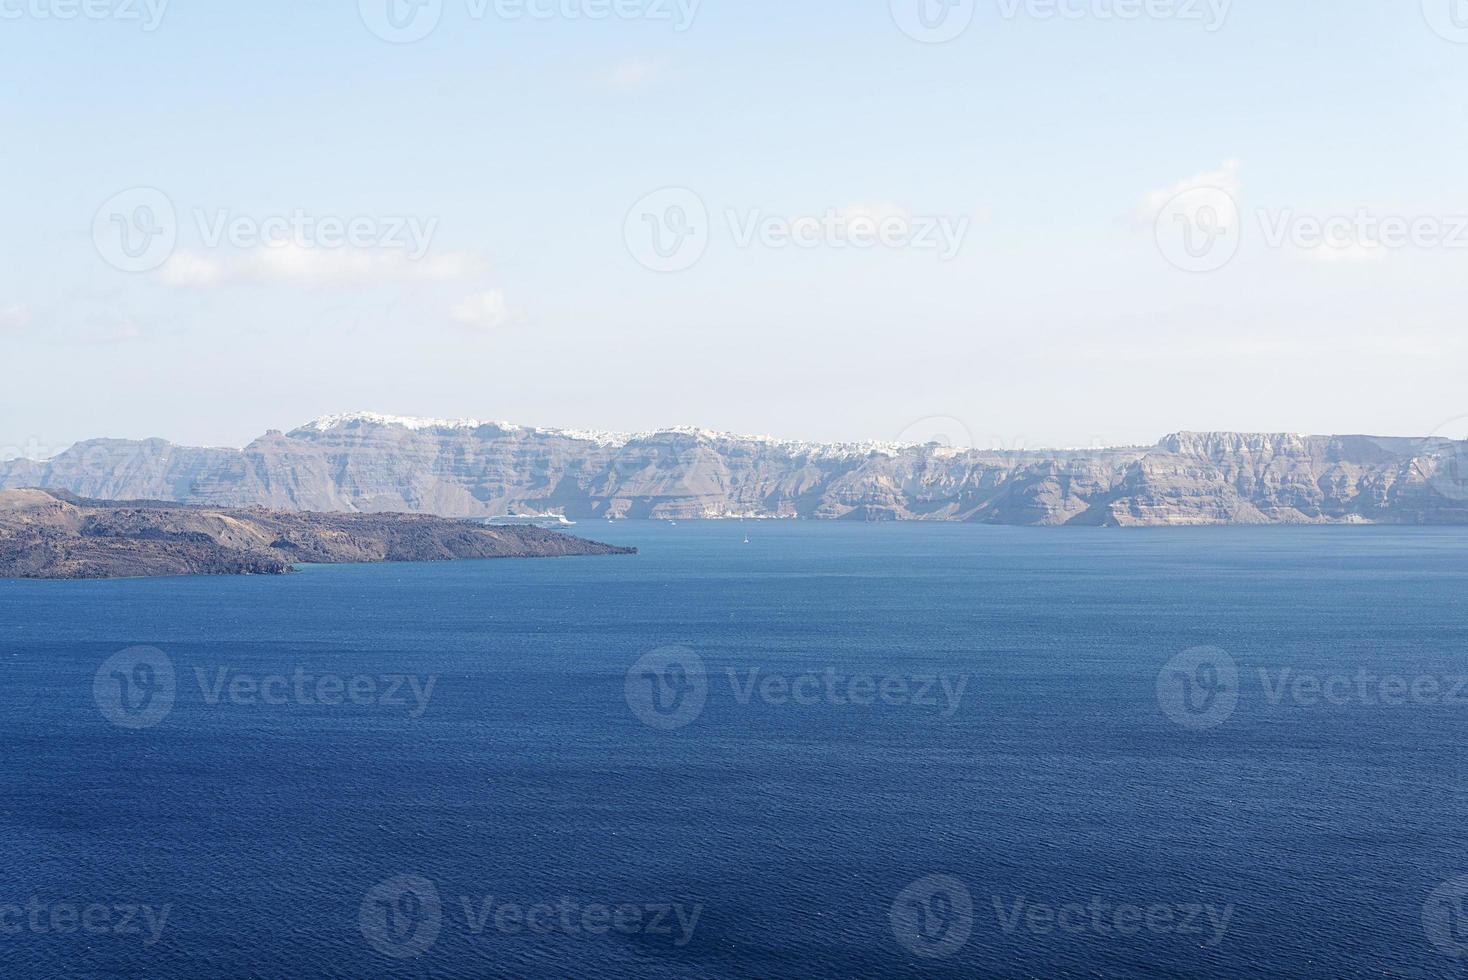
[2,413,1465,526]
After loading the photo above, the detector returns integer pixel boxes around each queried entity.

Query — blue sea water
[2,521,1468,979]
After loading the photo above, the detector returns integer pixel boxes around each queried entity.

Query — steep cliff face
[4,414,1468,525]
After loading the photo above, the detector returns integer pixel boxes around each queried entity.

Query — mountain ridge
[3,415,1466,526]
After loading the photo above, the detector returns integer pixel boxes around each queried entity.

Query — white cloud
[608,60,660,90]
[157,252,226,288]
[450,290,511,330]
[0,305,31,331]
[158,245,488,289]
[1139,160,1242,222]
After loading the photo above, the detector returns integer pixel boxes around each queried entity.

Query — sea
[1,520,1467,978]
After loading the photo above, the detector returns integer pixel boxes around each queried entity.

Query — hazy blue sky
[3,0,1467,454]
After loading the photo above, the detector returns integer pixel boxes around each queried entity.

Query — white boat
[479,514,578,530]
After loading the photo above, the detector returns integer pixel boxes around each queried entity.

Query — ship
[476,514,578,530]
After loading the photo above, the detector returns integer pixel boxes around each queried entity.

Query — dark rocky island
[0,489,635,580]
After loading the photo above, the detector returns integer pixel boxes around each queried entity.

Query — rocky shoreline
[0,490,636,580]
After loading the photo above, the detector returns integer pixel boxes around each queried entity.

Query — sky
[2,0,1467,455]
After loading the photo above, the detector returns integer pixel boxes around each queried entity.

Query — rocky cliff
[3,413,1466,526]
[0,489,635,579]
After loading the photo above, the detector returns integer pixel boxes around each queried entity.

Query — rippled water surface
[2,521,1467,978]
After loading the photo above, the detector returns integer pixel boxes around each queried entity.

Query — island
[0,489,636,580]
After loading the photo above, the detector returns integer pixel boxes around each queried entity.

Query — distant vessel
[479,515,577,530]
